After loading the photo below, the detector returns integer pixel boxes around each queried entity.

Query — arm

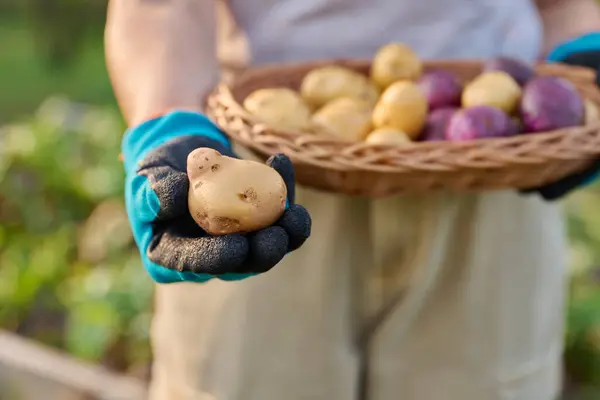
[104,1,311,282]
[105,0,218,126]
[536,0,600,56]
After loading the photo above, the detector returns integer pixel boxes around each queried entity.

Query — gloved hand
[525,32,600,200]
[122,110,311,283]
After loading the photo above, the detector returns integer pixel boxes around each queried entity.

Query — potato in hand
[187,148,287,236]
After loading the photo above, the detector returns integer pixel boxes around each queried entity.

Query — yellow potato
[584,99,600,124]
[462,71,522,114]
[187,148,287,235]
[372,81,428,138]
[300,66,380,109]
[365,128,412,145]
[243,88,312,131]
[371,43,423,88]
[311,97,373,141]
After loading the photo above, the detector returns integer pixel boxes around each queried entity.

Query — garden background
[0,1,598,398]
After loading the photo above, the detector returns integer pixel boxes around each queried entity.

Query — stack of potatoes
[243,43,426,145]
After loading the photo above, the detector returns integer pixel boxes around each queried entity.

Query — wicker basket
[206,60,600,197]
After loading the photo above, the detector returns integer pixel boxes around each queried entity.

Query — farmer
[106,0,600,399]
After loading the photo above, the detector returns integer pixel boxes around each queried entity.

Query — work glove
[122,110,311,283]
[524,32,600,200]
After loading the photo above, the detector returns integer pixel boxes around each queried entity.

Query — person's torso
[226,0,543,65]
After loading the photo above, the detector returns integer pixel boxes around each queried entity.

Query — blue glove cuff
[121,110,230,173]
[547,32,600,62]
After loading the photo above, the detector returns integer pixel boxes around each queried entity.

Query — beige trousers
[149,180,567,400]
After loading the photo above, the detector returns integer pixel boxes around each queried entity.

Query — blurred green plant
[0,98,153,375]
[0,4,113,122]
[565,190,600,387]
[21,0,107,69]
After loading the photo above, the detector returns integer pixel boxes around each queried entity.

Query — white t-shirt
[227,0,543,63]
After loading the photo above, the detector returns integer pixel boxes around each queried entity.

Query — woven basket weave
[206,60,600,197]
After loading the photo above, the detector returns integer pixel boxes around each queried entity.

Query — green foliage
[0,98,153,373]
[21,0,108,69]
[0,11,113,123]
[565,190,600,386]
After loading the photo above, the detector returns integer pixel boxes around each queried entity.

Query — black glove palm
[134,135,311,280]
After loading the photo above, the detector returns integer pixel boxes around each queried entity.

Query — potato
[520,76,584,132]
[300,66,380,109]
[585,99,600,124]
[365,128,412,145]
[418,69,462,110]
[483,56,535,86]
[446,105,519,141]
[462,71,522,114]
[311,97,373,141]
[371,81,428,138]
[243,88,312,131]
[187,148,287,235]
[421,107,459,141]
[371,43,423,88]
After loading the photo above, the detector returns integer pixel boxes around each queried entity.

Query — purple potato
[483,56,535,86]
[520,76,584,133]
[418,69,463,110]
[421,107,459,141]
[446,105,519,141]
